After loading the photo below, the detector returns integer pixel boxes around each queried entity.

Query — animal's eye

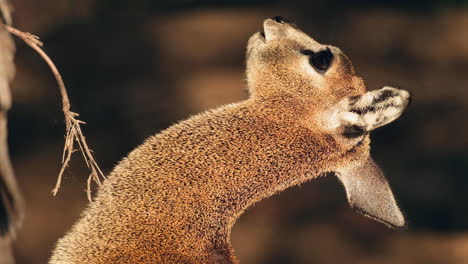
[302,48,334,73]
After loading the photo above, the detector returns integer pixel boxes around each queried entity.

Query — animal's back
[50,100,315,263]
[50,103,248,263]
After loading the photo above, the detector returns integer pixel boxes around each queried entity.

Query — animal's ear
[338,87,411,137]
[335,158,405,228]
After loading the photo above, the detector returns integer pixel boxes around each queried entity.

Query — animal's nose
[263,16,295,41]
[271,16,289,24]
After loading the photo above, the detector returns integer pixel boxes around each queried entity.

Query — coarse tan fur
[50,17,410,264]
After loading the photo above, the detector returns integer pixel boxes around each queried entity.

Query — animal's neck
[176,104,325,256]
[187,156,308,261]
[105,100,339,262]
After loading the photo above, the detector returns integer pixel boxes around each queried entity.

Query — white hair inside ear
[335,87,411,136]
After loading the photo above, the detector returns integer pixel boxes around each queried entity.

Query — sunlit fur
[50,18,409,264]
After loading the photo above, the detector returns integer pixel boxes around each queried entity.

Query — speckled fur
[50,18,406,264]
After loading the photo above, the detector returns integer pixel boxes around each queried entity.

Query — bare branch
[3,24,105,201]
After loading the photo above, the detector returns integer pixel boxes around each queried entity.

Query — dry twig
[4,25,105,201]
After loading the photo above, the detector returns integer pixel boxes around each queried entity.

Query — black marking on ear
[350,106,376,115]
[348,95,360,104]
[351,101,402,116]
[372,89,397,104]
[343,125,366,138]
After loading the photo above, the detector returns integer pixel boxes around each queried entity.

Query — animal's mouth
[247,18,281,54]
[257,30,266,44]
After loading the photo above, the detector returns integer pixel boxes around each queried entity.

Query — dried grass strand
[3,24,105,201]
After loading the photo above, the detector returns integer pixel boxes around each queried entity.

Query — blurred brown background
[6,0,468,263]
